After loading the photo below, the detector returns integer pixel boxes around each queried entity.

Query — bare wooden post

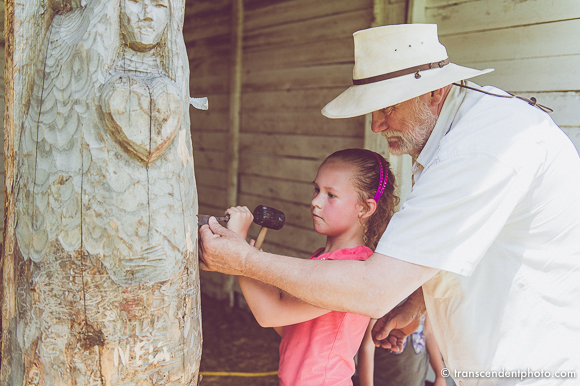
[1,0,202,384]
[223,0,244,304]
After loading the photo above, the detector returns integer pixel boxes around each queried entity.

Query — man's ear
[425,85,451,115]
[360,198,377,219]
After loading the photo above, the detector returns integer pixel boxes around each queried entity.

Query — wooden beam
[227,0,243,208]
[407,0,427,23]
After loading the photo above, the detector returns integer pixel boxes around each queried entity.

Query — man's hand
[371,288,426,352]
[199,217,255,276]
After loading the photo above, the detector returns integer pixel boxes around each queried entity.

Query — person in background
[356,315,446,386]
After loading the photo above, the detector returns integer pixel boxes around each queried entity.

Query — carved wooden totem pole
[2,0,203,384]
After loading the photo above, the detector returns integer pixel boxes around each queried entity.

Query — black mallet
[252,205,285,249]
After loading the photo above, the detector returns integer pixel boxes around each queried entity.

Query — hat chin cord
[452,82,553,114]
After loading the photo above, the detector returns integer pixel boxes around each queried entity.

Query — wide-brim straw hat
[322,24,494,119]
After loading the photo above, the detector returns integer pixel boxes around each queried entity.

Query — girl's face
[311,161,365,238]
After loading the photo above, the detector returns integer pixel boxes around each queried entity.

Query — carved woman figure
[11,0,202,384]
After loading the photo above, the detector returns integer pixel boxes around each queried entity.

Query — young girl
[226,148,399,386]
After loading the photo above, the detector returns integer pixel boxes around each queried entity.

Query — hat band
[353,58,450,86]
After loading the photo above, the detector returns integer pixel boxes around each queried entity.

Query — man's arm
[199,217,438,319]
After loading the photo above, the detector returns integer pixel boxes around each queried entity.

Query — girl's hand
[248,239,263,251]
[225,206,254,240]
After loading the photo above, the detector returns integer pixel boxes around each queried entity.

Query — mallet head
[252,205,285,230]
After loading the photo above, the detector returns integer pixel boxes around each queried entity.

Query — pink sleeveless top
[278,246,373,386]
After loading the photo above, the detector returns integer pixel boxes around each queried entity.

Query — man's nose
[371,111,386,133]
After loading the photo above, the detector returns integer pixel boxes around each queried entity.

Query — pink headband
[373,153,388,202]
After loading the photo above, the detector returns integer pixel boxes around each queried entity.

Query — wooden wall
[423,0,580,151]
[185,0,374,299]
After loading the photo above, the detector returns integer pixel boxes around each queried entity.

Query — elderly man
[200,24,580,385]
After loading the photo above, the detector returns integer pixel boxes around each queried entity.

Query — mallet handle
[254,227,269,250]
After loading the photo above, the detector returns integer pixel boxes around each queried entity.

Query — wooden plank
[191,114,229,133]
[240,175,312,205]
[199,204,227,220]
[242,109,365,137]
[186,35,230,60]
[428,0,471,7]
[193,149,228,171]
[239,193,312,229]
[182,13,230,41]
[243,63,353,92]
[242,88,358,111]
[426,0,580,36]
[244,9,372,49]
[441,19,580,63]
[195,169,227,190]
[384,2,408,25]
[189,74,229,95]
[240,133,362,158]
[240,154,321,182]
[244,37,354,71]
[561,127,580,154]
[245,0,372,31]
[466,54,580,93]
[192,132,227,151]
[198,185,227,209]
[184,0,230,19]
[189,95,229,133]
[189,55,230,94]
[408,0,428,23]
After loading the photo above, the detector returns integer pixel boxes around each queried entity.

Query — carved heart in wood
[100,74,183,165]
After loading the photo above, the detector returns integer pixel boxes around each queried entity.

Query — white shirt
[376,83,580,385]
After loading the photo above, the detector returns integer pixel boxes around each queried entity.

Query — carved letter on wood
[2,0,202,384]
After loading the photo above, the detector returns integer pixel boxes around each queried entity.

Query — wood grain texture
[464,54,580,92]
[240,175,312,205]
[240,133,362,158]
[4,0,202,384]
[427,0,580,35]
[245,0,372,31]
[441,18,580,63]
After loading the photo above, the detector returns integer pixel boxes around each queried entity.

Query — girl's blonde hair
[322,149,399,250]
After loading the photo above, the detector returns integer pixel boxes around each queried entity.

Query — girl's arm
[357,320,376,386]
[238,276,329,327]
[425,315,446,386]
[225,207,330,327]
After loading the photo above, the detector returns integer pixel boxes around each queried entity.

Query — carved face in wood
[121,0,169,52]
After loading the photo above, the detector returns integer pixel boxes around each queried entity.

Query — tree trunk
[1,1,202,384]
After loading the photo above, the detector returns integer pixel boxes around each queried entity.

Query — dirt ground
[199,295,281,386]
